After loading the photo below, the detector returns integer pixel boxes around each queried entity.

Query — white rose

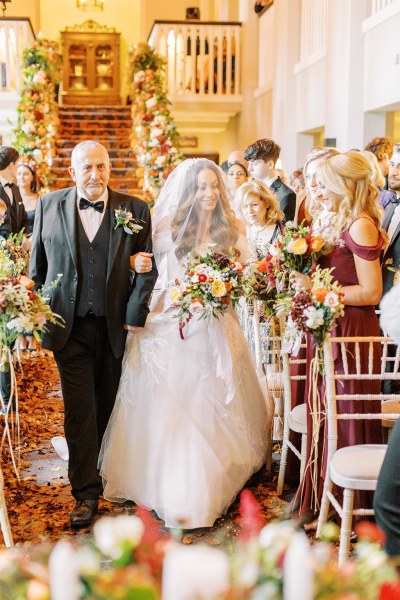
[324,291,340,309]
[134,70,145,83]
[32,148,44,163]
[304,306,325,329]
[94,515,144,558]
[189,301,205,315]
[21,120,35,135]
[155,155,166,167]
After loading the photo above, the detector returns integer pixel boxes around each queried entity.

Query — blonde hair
[317,151,385,237]
[303,147,341,219]
[236,179,284,225]
[358,150,385,189]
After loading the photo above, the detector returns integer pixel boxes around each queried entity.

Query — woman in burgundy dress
[294,151,386,519]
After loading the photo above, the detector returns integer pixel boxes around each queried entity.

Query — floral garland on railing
[127,42,184,205]
[10,37,61,192]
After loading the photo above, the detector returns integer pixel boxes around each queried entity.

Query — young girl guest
[236,179,284,258]
[294,151,385,520]
[16,162,40,235]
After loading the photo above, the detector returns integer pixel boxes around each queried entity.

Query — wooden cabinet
[61,20,120,105]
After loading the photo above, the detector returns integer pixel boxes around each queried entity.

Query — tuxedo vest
[75,207,110,317]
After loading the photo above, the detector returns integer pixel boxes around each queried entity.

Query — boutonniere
[114,208,144,235]
[385,258,400,285]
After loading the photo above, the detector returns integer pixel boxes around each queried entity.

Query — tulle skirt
[99,308,269,528]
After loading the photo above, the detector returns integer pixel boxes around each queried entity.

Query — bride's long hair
[170,159,240,260]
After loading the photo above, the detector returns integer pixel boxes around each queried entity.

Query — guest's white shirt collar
[264,175,278,187]
[0,175,11,187]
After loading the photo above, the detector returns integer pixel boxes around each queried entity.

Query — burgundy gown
[294,221,384,517]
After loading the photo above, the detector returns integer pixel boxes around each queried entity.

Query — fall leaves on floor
[1,353,288,548]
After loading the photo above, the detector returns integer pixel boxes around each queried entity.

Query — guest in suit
[0,146,30,414]
[0,146,30,239]
[381,144,400,396]
[381,143,400,297]
[365,136,393,191]
[244,138,296,222]
[375,284,400,556]
[30,140,158,528]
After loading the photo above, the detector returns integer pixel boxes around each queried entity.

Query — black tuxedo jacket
[29,186,158,358]
[269,177,296,223]
[381,200,400,297]
[0,183,30,237]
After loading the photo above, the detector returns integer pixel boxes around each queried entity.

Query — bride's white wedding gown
[99,235,270,528]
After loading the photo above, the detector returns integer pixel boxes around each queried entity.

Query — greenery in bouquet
[0,232,30,277]
[127,42,184,204]
[277,267,344,358]
[0,274,63,370]
[268,222,329,293]
[170,251,244,339]
[11,37,60,191]
[241,256,279,318]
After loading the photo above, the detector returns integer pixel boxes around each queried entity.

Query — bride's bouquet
[170,251,243,339]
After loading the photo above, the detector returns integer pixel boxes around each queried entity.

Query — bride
[99,159,270,529]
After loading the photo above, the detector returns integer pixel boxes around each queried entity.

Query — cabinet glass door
[94,44,114,91]
[68,44,88,91]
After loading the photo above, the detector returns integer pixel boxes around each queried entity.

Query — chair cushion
[330,444,387,491]
[288,403,307,434]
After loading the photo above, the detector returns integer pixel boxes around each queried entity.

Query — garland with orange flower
[11,38,61,192]
[127,42,184,205]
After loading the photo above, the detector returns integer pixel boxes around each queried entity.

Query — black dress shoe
[70,499,98,528]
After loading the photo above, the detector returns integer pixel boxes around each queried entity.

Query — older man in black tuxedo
[30,140,157,528]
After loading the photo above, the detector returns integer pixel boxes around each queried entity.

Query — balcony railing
[295,0,328,72]
[370,0,397,14]
[148,20,241,99]
[0,18,35,93]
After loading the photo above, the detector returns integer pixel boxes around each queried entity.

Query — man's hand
[124,324,144,333]
[130,252,153,273]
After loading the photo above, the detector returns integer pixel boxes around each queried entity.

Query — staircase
[52,105,142,195]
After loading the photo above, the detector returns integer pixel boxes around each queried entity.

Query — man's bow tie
[79,197,104,213]
[3,182,12,188]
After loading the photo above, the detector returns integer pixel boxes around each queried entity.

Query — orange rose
[312,288,328,302]
[255,259,268,273]
[224,281,232,292]
[20,276,35,290]
[309,236,325,252]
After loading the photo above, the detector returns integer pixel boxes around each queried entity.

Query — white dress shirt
[0,175,13,204]
[264,175,278,188]
[77,188,108,243]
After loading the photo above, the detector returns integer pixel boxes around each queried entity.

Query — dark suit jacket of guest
[0,183,30,237]
[381,200,400,297]
[269,177,296,223]
[29,186,158,359]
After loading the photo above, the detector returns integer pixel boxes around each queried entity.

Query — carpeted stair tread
[52,104,140,194]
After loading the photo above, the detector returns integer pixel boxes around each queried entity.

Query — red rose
[198,274,207,282]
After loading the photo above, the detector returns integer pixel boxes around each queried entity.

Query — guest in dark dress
[16,162,40,235]
[293,151,385,519]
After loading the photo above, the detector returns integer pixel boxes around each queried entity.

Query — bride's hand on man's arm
[124,325,144,333]
[130,252,153,273]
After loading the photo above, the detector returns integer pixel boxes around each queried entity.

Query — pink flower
[324,291,340,308]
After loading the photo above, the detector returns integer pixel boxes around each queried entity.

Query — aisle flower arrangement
[0,496,399,600]
[127,42,184,204]
[11,37,61,191]
[267,223,329,293]
[277,266,345,356]
[170,251,243,338]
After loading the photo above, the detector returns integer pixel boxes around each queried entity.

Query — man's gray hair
[71,140,109,167]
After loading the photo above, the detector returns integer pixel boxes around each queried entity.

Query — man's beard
[388,177,400,193]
